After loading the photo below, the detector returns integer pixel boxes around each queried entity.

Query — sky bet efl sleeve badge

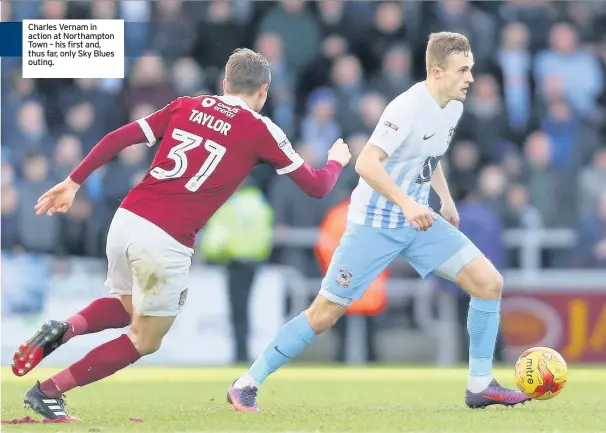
[336,268,353,288]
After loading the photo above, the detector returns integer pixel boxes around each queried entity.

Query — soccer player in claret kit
[12,48,351,422]
[229,32,531,411]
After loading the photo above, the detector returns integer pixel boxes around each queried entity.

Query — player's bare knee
[127,327,163,356]
[140,339,162,356]
[304,307,340,334]
[305,295,347,333]
[127,315,174,356]
[490,272,504,299]
[457,257,503,300]
[134,340,162,356]
[474,271,503,300]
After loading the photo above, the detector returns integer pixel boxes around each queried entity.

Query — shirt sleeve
[256,116,304,175]
[368,99,413,157]
[70,121,148,185]
[136,98,181,147]
[287,160,342,198]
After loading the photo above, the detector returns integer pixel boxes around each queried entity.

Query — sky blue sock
[467,297,500,378]
[247,312,316,384]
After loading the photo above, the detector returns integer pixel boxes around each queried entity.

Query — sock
[40,334,141,397]
[62,298,131,343]
[241,312,316,386]
[467,297,501,393]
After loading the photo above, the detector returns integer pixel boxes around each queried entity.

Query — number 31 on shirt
[150,128,226,192]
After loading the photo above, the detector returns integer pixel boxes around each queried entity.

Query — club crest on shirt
[336,268,353,288]
[416,155,443,184]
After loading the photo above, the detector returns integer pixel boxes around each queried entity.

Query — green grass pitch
[1,365,605,432]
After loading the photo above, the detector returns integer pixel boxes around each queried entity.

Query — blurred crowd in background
[2,0,606,274]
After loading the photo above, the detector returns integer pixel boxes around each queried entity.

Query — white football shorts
[104,208,194,316]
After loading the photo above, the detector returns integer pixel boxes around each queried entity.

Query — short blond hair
[426,32,471,72]
[225,48,271,94]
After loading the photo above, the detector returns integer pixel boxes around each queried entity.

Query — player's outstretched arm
[69,121,149,185]
[355,143,436,231]
[35,122,149,217]
[258,115,351,199]
[287,138,351,198]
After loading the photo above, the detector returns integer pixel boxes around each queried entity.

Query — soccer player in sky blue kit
[228,32,531,411]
